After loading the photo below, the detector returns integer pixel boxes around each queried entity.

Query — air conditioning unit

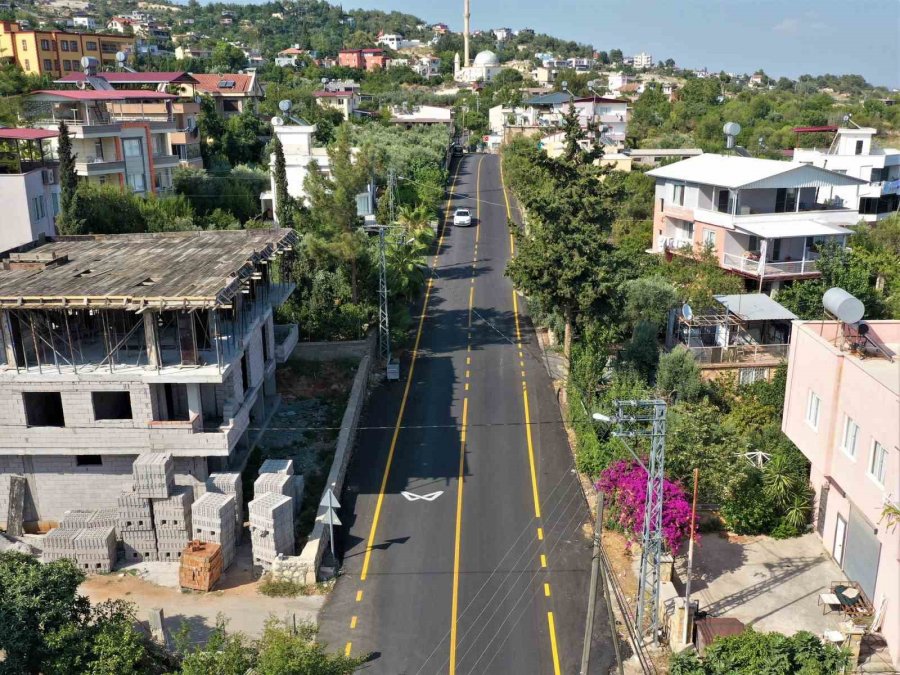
[42,169,56,185]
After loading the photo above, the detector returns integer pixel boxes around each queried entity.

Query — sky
[341,0,900,88]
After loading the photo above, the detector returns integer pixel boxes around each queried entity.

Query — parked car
[453,208,472,226]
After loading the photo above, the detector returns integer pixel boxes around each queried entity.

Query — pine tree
[272,135,292,227]
[56,120,79,233]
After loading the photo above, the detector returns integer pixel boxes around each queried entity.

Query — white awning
[735,220,853,239]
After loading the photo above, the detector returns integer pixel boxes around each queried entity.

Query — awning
[735,219,853,239]
[713,294,798,322]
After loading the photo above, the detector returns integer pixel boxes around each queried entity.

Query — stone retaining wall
[290,338,370,362]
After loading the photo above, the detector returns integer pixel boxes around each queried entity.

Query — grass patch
[258,574,333,597]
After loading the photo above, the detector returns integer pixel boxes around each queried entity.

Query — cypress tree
[272,134,292,226]
[56,120,79,232]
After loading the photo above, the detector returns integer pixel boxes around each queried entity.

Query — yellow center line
[359,158,464,582]
[547,613,562,675]
[345,642,352,657]
[503,155,562,675]
[355,590,363,602]
[449,396,469,674]
[350,615,358,629]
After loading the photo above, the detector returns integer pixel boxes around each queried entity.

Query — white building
[0,230,299,525]
[71,15,97,30]
[606,72,634,97]
[411,54,441,78]
[492,27,512,41]
[377,33,403,50]
[633,52,653,69]
[793,127,900,222]
[390,104,453,128]
[454,50,502,83]
[265,120,332,217]
[0,129,59,254]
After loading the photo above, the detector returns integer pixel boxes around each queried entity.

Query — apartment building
[0,21,135,78]
[793,127,900,222]
[504,92,628,145]
[783,319,899,669]
[632,52,653,69]
[337,47,389,72]
[26,89,182,194]
[54,71,204,168]
[313,88,359,121]
[0,229,299,527]
[0,129,60,253]
[647,154,867,292]
[183,73,263,117]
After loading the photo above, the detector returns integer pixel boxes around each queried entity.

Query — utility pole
[682,468,700,646]
[581,492,604,674]
[376,224,390,363]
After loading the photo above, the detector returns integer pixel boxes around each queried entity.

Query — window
[21,39,27,51]
[739,368,767,386]
[69,40,77,51]
[40,39,50,50]
[51,192,59,215]
[31,196,45,221]
[127,173,146,193]
[703,229,716,248]
[86,41,97,51]
[63,59,71,71]
[673,184,685,206]
[805,390,821,429]
[61,40,69,51]
[855,140,864,155]
[23,392,65,427]
[748,235,760,252]
[94,139,104,160]
[43,58,52,71]
[76,455,103,466]
[717,189,730,213]
[92,391,133,420]
[840,416,860,458]
[24,59,30,70]
[123,138,143,158]
[775,187,798,212]
[868,441,887,485]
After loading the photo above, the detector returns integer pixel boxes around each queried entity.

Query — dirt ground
[80,535,325,645]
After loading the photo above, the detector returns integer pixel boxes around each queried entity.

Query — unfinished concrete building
[0,229,300,530]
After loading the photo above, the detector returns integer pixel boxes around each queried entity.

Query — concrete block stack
[205,473,243,543]
[59,509,95,529]
[256,459,304,518]
[191,492,236,568]
[118,490,157,562]
[73,525,117,574]
[153,486,193,562]
[259,458,294,475]
[42,527,79,563]
[254,472,292,499]
[132,453,175,498]
[248,492,295,567]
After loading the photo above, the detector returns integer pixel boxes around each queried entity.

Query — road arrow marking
[401,490,443,502]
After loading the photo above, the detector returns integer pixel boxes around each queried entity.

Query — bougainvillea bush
[596,459,695,553]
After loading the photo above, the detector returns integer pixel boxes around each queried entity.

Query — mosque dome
[473,50,500,67]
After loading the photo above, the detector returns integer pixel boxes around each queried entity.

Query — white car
[453,208,472,227]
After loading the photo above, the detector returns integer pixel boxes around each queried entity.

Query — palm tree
[762,454,797,508]
[397,203,432,231]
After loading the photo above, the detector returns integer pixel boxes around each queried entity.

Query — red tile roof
[30,90,177,100]
[278,48,306,55]
[189,73,256,94]
[0,128,58,141]
[55,71,198,85]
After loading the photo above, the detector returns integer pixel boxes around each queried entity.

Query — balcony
[684,342,789,365]
[74,156,125,175]
[273,323,298,363]
[722,252,819,278]
[152,152,180,168]
[693,205,858,229]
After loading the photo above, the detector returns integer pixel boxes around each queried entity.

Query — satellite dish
[278,99,292,113]
[723,121,742,137]
[271,116,284,126]
[681,304,693,321]
[115,51,126,63]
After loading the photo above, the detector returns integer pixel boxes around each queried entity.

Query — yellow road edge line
[359,158,463,582]
[350,615,357,629]
[449,396,469,675]
[344,642,352,657]
[547,612,562,675]
[523,384,541,519]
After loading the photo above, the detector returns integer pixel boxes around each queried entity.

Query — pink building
[783,320,899,668]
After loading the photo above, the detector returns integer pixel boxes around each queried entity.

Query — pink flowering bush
[596,459,696,553]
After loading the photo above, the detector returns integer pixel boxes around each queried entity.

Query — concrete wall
[289,338,370,362]
[0,169,57,253]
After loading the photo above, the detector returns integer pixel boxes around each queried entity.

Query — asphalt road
[317,153,616,674]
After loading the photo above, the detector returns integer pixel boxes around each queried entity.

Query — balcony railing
[722,252,819,277]
[685,343,790,365]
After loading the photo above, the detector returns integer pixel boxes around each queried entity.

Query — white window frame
[840,415,859,459]
[703,228,716,248]
[673,183,685,206]
[805,390,821,430]
[867,440,887,486]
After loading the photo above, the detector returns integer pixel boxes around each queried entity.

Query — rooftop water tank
[823,287,865,324]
